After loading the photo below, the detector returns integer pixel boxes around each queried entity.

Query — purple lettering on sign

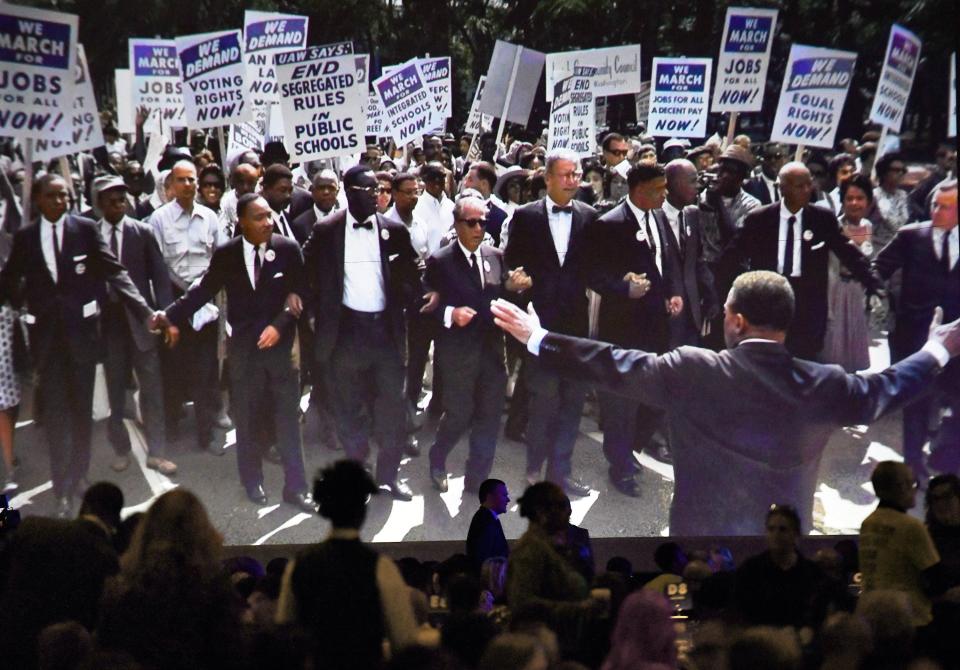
[245,18,308,53]
[377,64,423,107]
[788,57,856,91]
[655,62,707,92]
[724,16,773,54]
[179,32,242,81]
[133,44,180,77]
[887,32,919,78]
[0,15,71,69]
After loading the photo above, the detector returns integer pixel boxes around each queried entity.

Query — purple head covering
[601,590,678,670]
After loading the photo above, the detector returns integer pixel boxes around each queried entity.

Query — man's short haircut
[766,504,801,534]
[729,271,795,332]
[470,162,498,191]
[478,478,506,504]
[545,148,581,174]
[311,169,339,187]
[626,162,666,189]
[936,177,958,193]
[313,459,379,526]
[392,172,417,190]
[419,162,446,183]
[33,172,66,197]
[839,173,875,204]
[375,170,393,183]
[453,195,486,221]
[874,153,905,180]
[236,192,264,219]
[827,153,856,179]
[601,132,626,152]
[653,541,683,572]
[78,482,124,529]
[871,461,909,501]
[261,163,293,189]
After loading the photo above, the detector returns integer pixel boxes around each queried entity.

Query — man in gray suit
[95,176,176,475]
[490,271,960,536]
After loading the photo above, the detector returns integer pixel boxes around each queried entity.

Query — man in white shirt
[412,162,455,258]
[219,156,261,239]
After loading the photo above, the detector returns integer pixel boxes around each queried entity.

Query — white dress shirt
[778,202,803,277]
[272,209,295,239]
[386,204,430,261]
[99,217,126,260]
[661,199,683,245]
[314,202,339,222]
[762,173,779,202]
[932,226,958,270]
[443,242,485,329]
[149,200,221,285]
[218,188,239,238]
[625,198,663,276]
[242,237,265,289]
[544,195,573,266]
[41,214,66,282]
[342,210,386,312]
[412,191,455,257]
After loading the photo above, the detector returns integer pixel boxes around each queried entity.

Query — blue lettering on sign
[887,32,919,78]
[377,64,423,107]
[0,15,71,69]
[788,57,856,91]
[180,33,242,81]
[655,62,707,92]
[724,16,772,54]
[245,19,309,53]
[133,44,179,77]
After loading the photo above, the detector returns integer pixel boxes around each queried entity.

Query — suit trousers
[102,303,166,457]
[523,352,586,482]
[669,307,700,348]
[38,329,96,499]
[406,310,440,407]
[230,344,307,495]
[160,319,219,448]
[429,337,507,490]
[329,312,405,484]
[599,391,662,481]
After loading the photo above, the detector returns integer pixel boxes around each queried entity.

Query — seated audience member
[817,612,874,670]
[97,489,244,670]
[856,590,918,668]
[246,574,281,627]
[442,573,500,669]
[735,505,828,629]
[37,620,93,670]
[277,460,418,669]
[76,481,124,553]
[643,542,687,595]
[601,590,678,670]
[479,633,550,670]
[727,627,802,670]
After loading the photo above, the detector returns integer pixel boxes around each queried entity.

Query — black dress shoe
[403,435,421,458]
[207,441,229,457]
[430,467,448,492]
[562,476,592,498]
[610,475,641,498]
[283,491,318,514]
[505,427,527,443]
[264,445,282,465]
[55,496,72,519]
[381,480,414,501]
[246,484,268,505]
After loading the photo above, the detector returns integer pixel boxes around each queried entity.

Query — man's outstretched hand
[928,307,960,359]
[491,299,540,345]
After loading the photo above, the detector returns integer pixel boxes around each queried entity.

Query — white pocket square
[273,272,284,278]
[810,241,825,250]
[389,253,399,261]
[73,254,87,261]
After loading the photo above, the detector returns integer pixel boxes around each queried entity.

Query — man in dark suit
[94,176,176,476]
[260,164,310,245]
[723,162,883,360]
[465,478,510,572]
[874,180,959,477]
[583,162,684,496]
[504,148,598,497]
[742,143,787,206]
[296,166,424,500]
[424,196,529,492]
[0,174,159,517]
[462,162,509,245]
[153,194,314,511]
[490,270,960,536]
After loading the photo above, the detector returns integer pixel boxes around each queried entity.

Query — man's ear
[734,312,747,335]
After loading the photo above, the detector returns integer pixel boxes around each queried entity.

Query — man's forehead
[346,169,376,187]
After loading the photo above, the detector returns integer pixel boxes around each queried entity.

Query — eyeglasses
[348,185,377,195]
[456,218,487,228]
[606,148,629,157]
[378,187,392,194]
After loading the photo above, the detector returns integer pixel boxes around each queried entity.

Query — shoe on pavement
[283,490,318,514]
[110,455,131,472]
[215,412,234,430]
[610,475,641,498]
[146,457,178,475]
[2,476,18,493]
[562,476,592,498]
[55,496,72,519]
[207,441,229,457]
[246,484,268,505]
[381,480,414,501]
[430,467,448,492]
[403,436,421,458]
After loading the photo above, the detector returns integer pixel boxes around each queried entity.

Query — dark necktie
[353,218,373,230]
[52,222,65,283]
[644,211,657,257]
[773,182,780,202]
[253,245,262,287]
[552,204,573,215]
[109,223,120,257]
[943,230,952,274]
[783,215,796,277]
[470,252,483,287]
[677,209,687,249]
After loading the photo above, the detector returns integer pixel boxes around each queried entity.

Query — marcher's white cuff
[443,306,454,329]
[921,341,950,367]
[527,327,548,356]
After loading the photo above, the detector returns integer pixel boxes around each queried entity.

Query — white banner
[243,10,311,106]
[35,45,105,161]
[465,76,488,134]
[635,81,651,128]
[770,44,857,149]
[868,24,921,133]
[115,69,134,134]
[950,53,957,138]
[176,30,249,128]
[648,58,713,138]
[0,4,78,140]
[275,49,364,161]
[129,38,186,129]
[373,58,441,145]
[420,56,452,120]
[545,45,641,102]
[712,7,778,112]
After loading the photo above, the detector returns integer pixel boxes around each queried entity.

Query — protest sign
[275,49,364,161]
[465,76,494,134]
[648,58,713,138]
[545,45,641,101]
[478,40,545,129]
[130,38,186,128]
[635,81,651,128]
[366,92,386,138]
[243,10,311,106]
[950,53,957,138]
[868,24,921,133]
[420,56,452,119]
[547,76,573,152]
[115,69,134,134]
[176,29,249,128]
[712,7,778,112]
[35,45,105,161]
[595,96,608,129]
[770,44,857,149]
[374,59,441,145]
[548,67,596,157]
[0,4,78,140]
[228,116,265,156]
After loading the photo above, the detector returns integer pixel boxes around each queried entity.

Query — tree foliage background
[16,0,958,151]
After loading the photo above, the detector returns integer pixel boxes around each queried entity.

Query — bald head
[778,161,813,212]
[170,160,198,207]
[665,159,699,208]
[231,163,260,197]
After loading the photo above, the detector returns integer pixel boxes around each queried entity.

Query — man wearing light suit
[490,271,960,536]
[0,174,160,517]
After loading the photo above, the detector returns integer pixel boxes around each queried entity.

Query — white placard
[373,58,441,145]
[115,69,134,134]
[243,10,311,106]
[548,67,596,157]
[465,76,487,134]
[648,57,713,138]
[868,24,921,133]
[129,38,186,129]
[0,4,78,140]
[545,45,642,102]
[275,49,364,161]
[950,53,957,139]
[635,81,651,128]
[365,92,386,138]
[35,45,104,161]
[712,7,778,112]
[176,30,249,128]
[420,56,452,119]
[770,44,857,149]
[478,40,545,126]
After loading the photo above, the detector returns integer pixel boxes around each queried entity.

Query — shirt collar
[42,213,67,228]
[457,239,480,262]
[762,173,777,187]
[625,197,651,226]
[346,208,376,231]
[170,199,197,220]
[544,195,571,215]
[241,236,265,256]
[100,216,125,230]
[662,200,680,220]
[779,201,803,223]
[738,338,780,345]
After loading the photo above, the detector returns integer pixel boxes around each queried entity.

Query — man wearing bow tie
[296,166,425,500]
[153,193,314,512]
[504,148,598,497]
[723,162,883,360]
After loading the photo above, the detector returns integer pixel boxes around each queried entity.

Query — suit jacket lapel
[658,209,683,263]
[624,204,662,282]
[335,212,346,296]
[375,214,392,288]
[540,199,561,270]
[120,217,135,267]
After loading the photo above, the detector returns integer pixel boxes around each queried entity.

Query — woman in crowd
[601,590,678,670]
[0,173,20,492]
[821,173,876,372]
[873,153,910,249]
[197,163,225,213]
